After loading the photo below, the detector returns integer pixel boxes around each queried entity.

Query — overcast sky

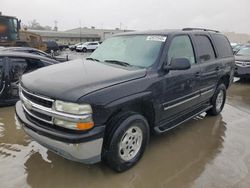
[1,0,250,33]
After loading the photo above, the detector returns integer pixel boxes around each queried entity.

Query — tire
[103,112,150,172]
[207,83,226,116]
[82,48,87,52]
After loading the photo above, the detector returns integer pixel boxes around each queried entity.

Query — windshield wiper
[104,59,131,67]
[86,57,100,62]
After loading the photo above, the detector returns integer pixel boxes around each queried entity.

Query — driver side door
[159,35,201,127]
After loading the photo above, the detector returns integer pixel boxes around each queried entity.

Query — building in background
[66,27,131,41]
[29,28,250,45]
[223,32,250,43]
[29,27,131,45]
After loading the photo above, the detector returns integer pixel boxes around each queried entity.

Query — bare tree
[23,20,52,30]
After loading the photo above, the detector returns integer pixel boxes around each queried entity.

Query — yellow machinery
[0,12,47,51]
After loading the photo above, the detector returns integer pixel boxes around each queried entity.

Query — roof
[28,30,100,38]
[1,47,46,53]
[114,28,222,37]
[0,51,58,63]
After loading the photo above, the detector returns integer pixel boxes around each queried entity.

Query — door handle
[195,72,201,77]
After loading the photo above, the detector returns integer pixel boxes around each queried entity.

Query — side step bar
[154,105,213,134]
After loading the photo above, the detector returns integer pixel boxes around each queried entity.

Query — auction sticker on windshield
[146,36,167,42]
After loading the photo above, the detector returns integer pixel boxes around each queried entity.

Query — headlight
[54,100,92,115]
[53,100,94,130]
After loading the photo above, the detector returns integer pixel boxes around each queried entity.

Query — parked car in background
[58,44,69,51]
[0,51,59,106]
[231,43,244,54]
[69,42,83,51]
[76,41,99,52]
[0,47,69,62]
[235,45,250,78]
[16,28,234,172]
[43,41,59,54]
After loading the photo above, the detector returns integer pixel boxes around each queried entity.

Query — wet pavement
[1,77,250,188]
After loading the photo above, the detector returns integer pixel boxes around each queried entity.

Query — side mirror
[164,58,191,71]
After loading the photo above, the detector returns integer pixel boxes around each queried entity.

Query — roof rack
[182,28,219,33]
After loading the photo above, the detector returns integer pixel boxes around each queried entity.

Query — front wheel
[82,48,87,52]
[207,83,226,116]
[103,113,150,172]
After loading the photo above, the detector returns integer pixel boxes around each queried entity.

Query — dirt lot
[0,52,250,188]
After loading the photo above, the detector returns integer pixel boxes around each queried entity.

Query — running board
[154,105,213,134]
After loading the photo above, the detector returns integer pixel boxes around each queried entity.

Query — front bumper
[15,101,104,164]
[235,66,250,77]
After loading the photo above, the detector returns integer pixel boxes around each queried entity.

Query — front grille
[236,61,250,67]
[20,86,54,125]
[22,88,53,108]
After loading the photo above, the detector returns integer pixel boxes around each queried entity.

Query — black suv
[15,28,235,172]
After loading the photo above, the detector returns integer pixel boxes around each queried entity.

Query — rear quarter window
[212,34,233,58]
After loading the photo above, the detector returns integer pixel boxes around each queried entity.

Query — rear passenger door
[193,34,220,102]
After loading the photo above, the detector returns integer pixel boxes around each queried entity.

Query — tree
[24,19,52,30]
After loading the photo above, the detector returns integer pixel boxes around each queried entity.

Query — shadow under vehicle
[0,51,59,106]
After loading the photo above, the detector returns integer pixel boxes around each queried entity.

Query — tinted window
[168,35,195,65]
[195,35,215,62]
[212,34,233,57]
[9,58,28,82]
[27,58,44,70]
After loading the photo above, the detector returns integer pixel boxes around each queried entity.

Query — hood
[235,55,250,61]
[21,60,146,102]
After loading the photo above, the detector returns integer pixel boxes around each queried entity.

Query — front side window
[90,35,165,68]
[167,35,196,65]
[195,35,216,62]
[9,58,28,83]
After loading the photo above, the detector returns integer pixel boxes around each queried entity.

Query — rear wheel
[103,112,150,172]
[207,83,226,116]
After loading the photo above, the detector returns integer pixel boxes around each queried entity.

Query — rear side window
[212,34,233,57]
[195,35,216,62]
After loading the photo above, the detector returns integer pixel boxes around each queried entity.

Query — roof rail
[182,28,219,33]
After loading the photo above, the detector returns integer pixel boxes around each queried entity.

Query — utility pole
[79,20,82,42]
[54,20,58,31]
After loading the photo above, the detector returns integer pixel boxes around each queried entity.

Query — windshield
[236,47,250,56]
[89,35,166,68]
